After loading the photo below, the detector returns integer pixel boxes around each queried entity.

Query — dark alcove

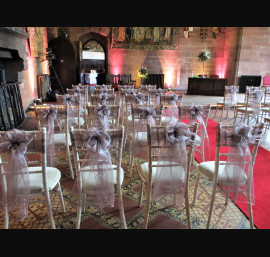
[48,34,76,93]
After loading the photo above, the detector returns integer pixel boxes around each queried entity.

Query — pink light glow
[27,56,36,98]
[110,50,125,76]
[165,70,173,88]
[215,50,229,79]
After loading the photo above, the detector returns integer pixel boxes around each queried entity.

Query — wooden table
[187,77,227,96]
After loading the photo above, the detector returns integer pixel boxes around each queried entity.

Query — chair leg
[138,180,145,207]
[82,193,86,212]
[224,187,229,205]
[206,172,219,229]
[116,181,127,229]
[76,195,83,229]
[233,110,238,125]
[44,189,56,229]
[185,190,191,229]
[247,181,254,229]
[66,145,74,179]
[213,106,218,119]
[57,182,66,212]
[219,107,224,122]
[4,206,9,229]
[143,179,153,229]
[129,137,135,177]
[191,169,201,206]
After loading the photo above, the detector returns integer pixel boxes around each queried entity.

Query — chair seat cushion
[139,161,185,184]
[69,117,85,126]
[194,135,201,146]
[161,116,172,124]
[236,107,256,112]
[261,107,270,112]
[60,117,85,127]
[22,166,61,194]
[197,161,247,184]
[54,133,71,146]
[128,132,148,145]
[80,165,124,190]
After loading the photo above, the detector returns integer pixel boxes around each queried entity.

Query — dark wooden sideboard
[187,78,227,96]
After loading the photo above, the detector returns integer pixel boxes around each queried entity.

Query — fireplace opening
[0,47,24,84]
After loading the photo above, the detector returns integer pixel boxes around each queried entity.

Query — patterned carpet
[0,146,252,229]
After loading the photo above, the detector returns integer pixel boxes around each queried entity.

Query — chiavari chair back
[192,122,264,229]
[69,126,127,229]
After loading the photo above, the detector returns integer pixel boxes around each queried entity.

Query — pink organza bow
[0,129,33,221]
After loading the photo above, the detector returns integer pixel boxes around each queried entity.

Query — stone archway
[79,32,108,85]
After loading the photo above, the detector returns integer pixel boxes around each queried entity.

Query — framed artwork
[111,27,177,50]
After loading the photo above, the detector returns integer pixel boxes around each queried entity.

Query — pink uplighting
[110,49,126,76]
[215,50,229,79]
[27,56,36,98]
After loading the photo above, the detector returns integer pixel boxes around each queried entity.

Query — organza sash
[132,106,157,159]
[225,86,238,107]
[218,124,262,204]
[168,93,178,106]
[77,128,115,209]
[152,120,195,208]
[99,93,108,105]
[153,88,164,105]
[248,90,264,115]
[189,104,210,161]
[0,129,33,221]
[94,104,110,130]
[40,105,61,166]
[131,92,146,105]
[63,94,77,105]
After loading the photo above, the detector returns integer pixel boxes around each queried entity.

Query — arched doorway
[79,32,108,85]
[80,40,105,84]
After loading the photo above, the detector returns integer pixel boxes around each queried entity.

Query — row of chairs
[214,85,270,125]
[1,83,267,229]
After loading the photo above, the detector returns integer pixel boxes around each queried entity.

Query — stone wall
[0,27,48,110]
[46,27,270,90]
[237,27,270,83]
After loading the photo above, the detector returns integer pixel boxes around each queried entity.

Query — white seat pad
[236,107,256,112]
[54,133,71,146]
[194,135,201,146]
[261,107,270,112]
[139,161,185,183]
[128,132,148,144]
[197,161,247,184]
[80,165,124,189]
[20,166,61,194]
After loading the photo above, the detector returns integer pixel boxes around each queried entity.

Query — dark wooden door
[48,36,76,93]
